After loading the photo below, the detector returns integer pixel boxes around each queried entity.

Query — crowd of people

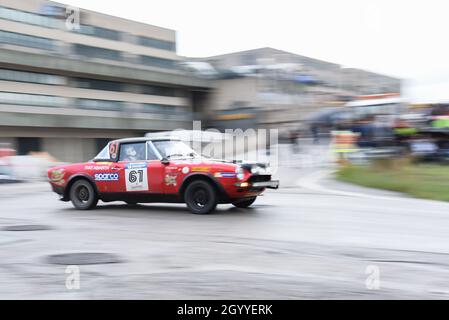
[288,104,449,162]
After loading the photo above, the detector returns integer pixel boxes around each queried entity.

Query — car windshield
[152,140,197,159]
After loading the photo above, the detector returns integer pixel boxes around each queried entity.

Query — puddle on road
[46,253,123,265]
[2,224,53,231]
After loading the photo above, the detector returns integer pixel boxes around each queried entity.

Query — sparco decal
[94,173,119,181]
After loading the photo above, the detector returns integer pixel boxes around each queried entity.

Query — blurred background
[0,0,447,198]
[0,0,448,178]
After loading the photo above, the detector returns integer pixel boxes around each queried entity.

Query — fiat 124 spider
[48,137,279,214]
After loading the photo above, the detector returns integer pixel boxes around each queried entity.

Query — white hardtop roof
[146,130,230,142]
[113,136,180,144]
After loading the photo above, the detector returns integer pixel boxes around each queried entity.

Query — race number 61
[128,169,143,184]
[125,168,148,191]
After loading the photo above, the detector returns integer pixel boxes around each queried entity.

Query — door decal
[125,163,148,191]
[164,174,178,186]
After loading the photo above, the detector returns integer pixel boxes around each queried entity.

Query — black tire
[69,179,98,210]
[184,180,217,214]
[232,197,256,208]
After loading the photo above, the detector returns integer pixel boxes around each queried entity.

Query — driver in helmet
[123,144,144,161]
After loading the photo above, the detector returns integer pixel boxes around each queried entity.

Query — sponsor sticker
[164,174,177,186]
[50,168,65,185]
[94,173,119,181]
[191,167,209,172]
[215,172,237,178]
[125,167,148,191]
[50,169,65,182]
[109,142,118,159]
[182,166,190,174]
[125,162,147,169]
[85,165,110,171]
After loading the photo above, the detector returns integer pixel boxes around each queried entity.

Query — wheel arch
[179,173,228,201]
[63,174,99,201]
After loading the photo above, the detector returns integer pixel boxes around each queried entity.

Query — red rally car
[48,137,279,214]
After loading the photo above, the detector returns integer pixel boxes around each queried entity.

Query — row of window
[77,98,123,111]
[0,30,177,69]
[0,30,55,51]
[73,44,122,61]
[0,68,187,97]
[0,92,189,115]
[75,25,121,41]
[0,6,61,28]
[0,68,65,85]
[75,27,176,52]
[72,44,177,69]
[141,84,186,97]
[0,6,176,52]
[138,36,176,52]
[76,77,187,97]
[140,55,176,69]
[142,103,188,114]
[75,77,123,92]
[0,91,66,107]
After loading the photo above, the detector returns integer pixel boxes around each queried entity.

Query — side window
[94,144,110,160]
[146,143,159,160]
[119,142,146,162]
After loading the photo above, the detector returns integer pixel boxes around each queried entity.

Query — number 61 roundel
[125,163,149,192]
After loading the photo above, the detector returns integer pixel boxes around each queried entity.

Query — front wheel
[69,179,98,210]
[184,180,217,214]
[232,197,256,208]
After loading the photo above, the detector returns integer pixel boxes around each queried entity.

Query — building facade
[187,47,401,133]
[0,0,211,162]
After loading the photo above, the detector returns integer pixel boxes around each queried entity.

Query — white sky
[63,0,449,102]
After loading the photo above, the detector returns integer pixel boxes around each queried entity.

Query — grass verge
[336,162,449,202]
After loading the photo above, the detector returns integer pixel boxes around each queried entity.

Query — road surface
[1,172,449,299]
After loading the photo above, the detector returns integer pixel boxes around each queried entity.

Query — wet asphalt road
[1,179,449,299]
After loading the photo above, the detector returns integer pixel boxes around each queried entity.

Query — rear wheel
[184,180,217,214]
[69,179,98,210]
[232,197,256,208]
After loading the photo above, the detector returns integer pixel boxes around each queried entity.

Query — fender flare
[63,173,99,201]
[179,173,228,201]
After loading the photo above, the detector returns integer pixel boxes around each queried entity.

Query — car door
[144,141,165,194]
[112,141,165,194]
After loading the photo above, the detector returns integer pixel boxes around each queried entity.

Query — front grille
[248,175,271,183]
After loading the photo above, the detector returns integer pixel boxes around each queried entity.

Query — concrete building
[187,47,401,133]
[0,0,211,162]
[340,68,401,95]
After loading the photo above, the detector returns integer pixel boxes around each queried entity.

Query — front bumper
[235,180,279,189]
[50,183,70,200]
[252,180,279,189]
[51,184,64,195]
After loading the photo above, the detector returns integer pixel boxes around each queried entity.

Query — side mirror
[161,158,170,165]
